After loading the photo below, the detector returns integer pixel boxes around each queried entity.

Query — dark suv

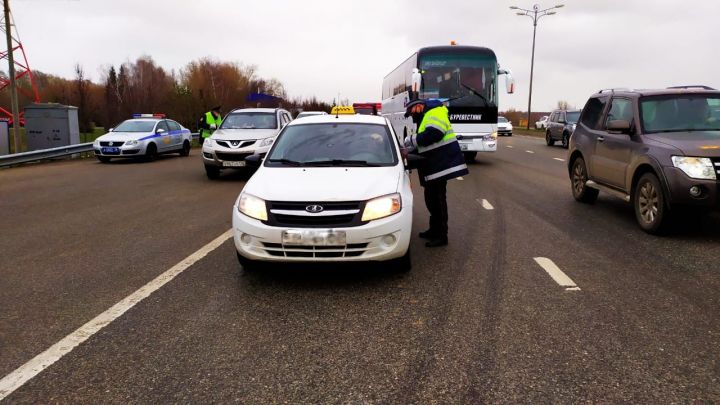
[546,109,581,148]
[568,86,720,233]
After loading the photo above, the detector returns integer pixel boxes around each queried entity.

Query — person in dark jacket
[404,99,469,247]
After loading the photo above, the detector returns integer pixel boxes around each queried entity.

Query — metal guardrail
[0,133,201,168]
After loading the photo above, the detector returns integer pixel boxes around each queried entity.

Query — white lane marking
[506,145,514,148]
[0,229,234,401]
[554,158,565,162]
[456,176,464,181]
[526,150,535,154]
[533,257,580,291]
[476,199,494,210]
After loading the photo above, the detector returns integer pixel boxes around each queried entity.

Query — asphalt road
[1,138,719,403]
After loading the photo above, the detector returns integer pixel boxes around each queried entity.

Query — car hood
[96,132,149,141]
[212,128,277,141]
[644,131,720,157]
[243,166,402,202]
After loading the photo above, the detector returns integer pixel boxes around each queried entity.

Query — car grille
[264,201,367,228]
[100,141,124,147]
[215,152,251,161]
[261,242,369,258]
[216,140,255,149]
[122,149,140,155]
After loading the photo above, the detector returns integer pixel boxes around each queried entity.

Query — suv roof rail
[598,88,631,94]
[667,85,716,90]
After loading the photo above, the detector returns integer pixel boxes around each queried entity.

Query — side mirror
[411,68,422,100]
[498,68,515,94]
[156,128,166,135]
[405,153,426,170]
[245,154,263,167]
[108,128,114,132]
[607,120,632,134]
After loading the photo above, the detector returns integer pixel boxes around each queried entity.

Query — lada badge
[305,205,324,213]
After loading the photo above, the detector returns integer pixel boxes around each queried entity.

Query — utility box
[24,103,80,151]
[0,120,8,155]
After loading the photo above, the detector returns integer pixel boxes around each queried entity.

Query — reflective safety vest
[201,111,222,138]
[413,105,469,183]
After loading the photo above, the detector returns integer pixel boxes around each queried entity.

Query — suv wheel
[562,132,570,149]
[546,131,555,146]
[634,172,670,234]
[571,157,598,203]
[205,165,220,179]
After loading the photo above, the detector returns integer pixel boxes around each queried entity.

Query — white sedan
[232,114,413,271]
[93,114,192,162]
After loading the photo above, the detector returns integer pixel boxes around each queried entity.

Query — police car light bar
[132,113,166,118]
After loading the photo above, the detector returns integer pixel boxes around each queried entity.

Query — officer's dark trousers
[423,180,448,238]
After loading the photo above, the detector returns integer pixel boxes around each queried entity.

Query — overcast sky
[13,0,720,112]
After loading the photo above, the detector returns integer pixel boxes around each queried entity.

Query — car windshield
[221,112,277,129]
[419,53,498,108]
[641,95,720,133]
[266,123,397,167]
[498,117,508,123]
[113,120,157,132]
[566,111,580,123]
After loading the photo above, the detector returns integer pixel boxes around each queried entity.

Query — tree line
[3,56,332,132]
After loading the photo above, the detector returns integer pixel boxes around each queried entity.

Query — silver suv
[545,109,580,148]
[202,108,292,179]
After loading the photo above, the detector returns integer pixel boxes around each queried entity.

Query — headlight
[93,139,100,147]
[125,140,139,146]
[259,137,275,147]
[237,193,268,221]
[204,138,214,147]
[361,193,402,222]
[671,156,716,180]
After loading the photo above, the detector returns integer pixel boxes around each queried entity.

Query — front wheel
[463,151,478,162]
[236,252,258,272]
[546,131,555,146]
[179,141,191,156]
[145,143,158,162]
[634,172,670,234]
[387,249,411,273]
[97,156,111,163]
[205,165,220,180]
[571,157,598,203]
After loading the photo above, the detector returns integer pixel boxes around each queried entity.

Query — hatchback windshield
[113,120,157,132]
[221,113,277,129]
[641,95,720,133]
[566,111,580,123]
[498,117,508,123]
[266,123,397,167]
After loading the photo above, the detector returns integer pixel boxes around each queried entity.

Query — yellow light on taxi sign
[331,106,355,115]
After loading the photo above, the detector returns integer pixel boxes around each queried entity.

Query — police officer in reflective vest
[404,99,469,247]
[198,106,222,145]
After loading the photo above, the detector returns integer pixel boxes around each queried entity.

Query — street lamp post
[510,3,564,129]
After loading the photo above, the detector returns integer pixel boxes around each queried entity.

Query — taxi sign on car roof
[330,106,355,115]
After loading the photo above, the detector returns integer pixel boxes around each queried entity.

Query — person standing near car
[404,99,469,247]
[198,105,222,145]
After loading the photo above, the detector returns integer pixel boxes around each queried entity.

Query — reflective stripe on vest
[203,111,222,138]
[417,106,457,153]
[424,163,469,182]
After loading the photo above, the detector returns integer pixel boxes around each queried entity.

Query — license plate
[223,161,246,167]
[101,147,120,153]
[282,230,347,246]
[460,144,468,151]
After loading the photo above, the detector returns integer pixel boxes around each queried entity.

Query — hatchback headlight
[237,193,268,221]
[361,193,402,222]
[259,137,275,147]
[671,156,716,180]
[125,140,139,146]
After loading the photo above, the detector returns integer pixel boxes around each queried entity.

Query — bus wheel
[464,152,477,162]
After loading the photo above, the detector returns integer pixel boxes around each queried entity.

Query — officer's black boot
[418,229,436,239]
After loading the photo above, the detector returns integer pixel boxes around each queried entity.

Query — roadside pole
[4,0,21,153]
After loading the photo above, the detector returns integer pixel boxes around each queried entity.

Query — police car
[202,108,292,179]
[93,114,192,163]
[232,112,414,271]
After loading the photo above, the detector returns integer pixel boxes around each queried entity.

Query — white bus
[382,45,515,160]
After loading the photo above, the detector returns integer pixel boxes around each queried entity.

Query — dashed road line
[533,257,580,291]
[506,145,514,148]
[554,158,565,162]
[526,150,535,154]
[0,229,234,401]
[456,176,464,181]
[476,198,494,210]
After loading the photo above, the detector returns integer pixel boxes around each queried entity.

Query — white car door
[155,120,172,152]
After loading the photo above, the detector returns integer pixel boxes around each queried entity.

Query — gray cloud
[14,0,720,112]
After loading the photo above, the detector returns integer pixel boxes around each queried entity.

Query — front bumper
[232,206,412,263]
[202,144,260,168]
[456,134,497,152]
[94,142,147,157]
[662,166,719,207]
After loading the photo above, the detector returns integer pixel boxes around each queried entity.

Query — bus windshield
[419,53,497,108]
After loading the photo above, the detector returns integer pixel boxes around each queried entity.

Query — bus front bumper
[457,134,497,152]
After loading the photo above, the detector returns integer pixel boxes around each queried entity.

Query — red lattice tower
[0,10,39,125]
